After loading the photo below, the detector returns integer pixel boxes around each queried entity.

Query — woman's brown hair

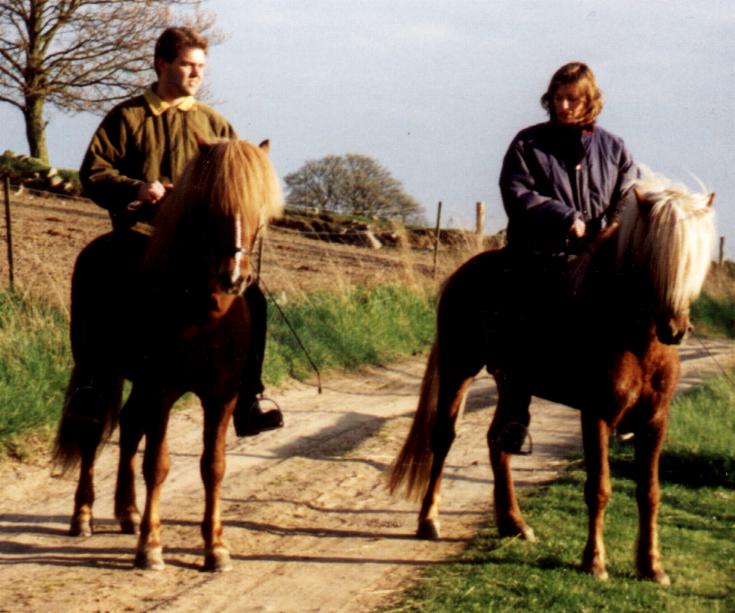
[540,62,604,125]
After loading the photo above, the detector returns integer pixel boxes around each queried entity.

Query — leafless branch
[0,0,218,159]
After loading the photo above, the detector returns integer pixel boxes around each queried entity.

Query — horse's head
[146,139,284,312]
[616,168,715,344]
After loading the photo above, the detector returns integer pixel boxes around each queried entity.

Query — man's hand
[137,180,173,204]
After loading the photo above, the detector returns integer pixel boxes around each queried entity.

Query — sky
[2,0,734,256]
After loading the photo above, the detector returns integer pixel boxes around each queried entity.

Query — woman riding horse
[389,62,716,585]
[390,168,715,584]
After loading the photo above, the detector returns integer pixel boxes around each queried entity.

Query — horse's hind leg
[200,396,238,571]
[580,412,611,580]
[67,377,102,537]
[417,370,475,540]
[60,367,122,536]
[634,412,670,585]
[487,372,535,541]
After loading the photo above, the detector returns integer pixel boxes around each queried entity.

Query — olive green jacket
[80,87,236,228]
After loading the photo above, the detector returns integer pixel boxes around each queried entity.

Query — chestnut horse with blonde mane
[389,168,715,584]
[53,139,283,571]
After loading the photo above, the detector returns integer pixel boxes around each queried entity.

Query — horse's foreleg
[135,393,173,571]
[634,415,670,585]
[114,387,145,535]
[488,373,535,541]
[200,397,236,571]
[417,374,474,540]
[581,412,611,580]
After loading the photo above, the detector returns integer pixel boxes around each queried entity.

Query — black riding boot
[232,283,284,437]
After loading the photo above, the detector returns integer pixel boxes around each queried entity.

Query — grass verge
[0,284,436,457]
[0,291,70,458]
[385,369,735,612]
[263,284,436,384]
[693,262,735,338]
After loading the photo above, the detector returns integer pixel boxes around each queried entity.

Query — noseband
[219,217,262,295]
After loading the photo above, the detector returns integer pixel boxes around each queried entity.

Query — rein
[690,331,735,388]
[259,276,323,394]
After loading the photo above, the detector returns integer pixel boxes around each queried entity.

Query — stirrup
[233,394,284,437]
[615,430,635,443]
[255,395,282,414]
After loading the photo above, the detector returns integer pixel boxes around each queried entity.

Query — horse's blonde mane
[616,166,715,313]
[145,140,284,271]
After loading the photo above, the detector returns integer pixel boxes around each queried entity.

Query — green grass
[385,370,735,612]
[692,262,735,338]
[0,284,436,456]
[0,291,71,457]
[263,284,436,384]
[692,292,735,338]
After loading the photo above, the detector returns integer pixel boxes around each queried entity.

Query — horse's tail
[388,342,440,500]
[52,236,124,475]
[52,366,122,476]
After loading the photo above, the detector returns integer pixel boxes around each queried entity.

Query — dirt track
[0,339,732,613]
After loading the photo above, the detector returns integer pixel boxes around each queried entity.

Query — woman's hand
[570,218,586,238]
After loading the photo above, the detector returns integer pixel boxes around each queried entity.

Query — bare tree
[0,0,215,163]
[285,153,426,225]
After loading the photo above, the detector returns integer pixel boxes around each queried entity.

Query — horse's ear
[634,189,655,215]
[707,192,715,208]
[195,133,211,151]
[259,139,270,153]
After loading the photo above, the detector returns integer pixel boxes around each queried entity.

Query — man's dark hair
[154,27,208,75]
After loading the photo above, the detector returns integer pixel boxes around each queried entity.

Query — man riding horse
[79,26,283,436]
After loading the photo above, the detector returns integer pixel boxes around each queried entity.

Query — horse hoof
[417,518,440,540]
[118,512,141,535]
[582,562,608,581]
[498,521,536,542]
[204,545,232,572]
[640,569,670,586]
[134,547,165,571]
[69,515,93,537]
[520,526,536,542]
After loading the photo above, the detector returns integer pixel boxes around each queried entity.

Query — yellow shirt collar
[144,86,197,116]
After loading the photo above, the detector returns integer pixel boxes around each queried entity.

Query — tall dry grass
[693,261,735,337]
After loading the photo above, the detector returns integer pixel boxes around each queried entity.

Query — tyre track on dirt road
[0,339,731,612]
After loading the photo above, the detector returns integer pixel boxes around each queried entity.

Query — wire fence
[0,181,500,307]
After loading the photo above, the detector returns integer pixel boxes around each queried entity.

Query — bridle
[222,218,263,295]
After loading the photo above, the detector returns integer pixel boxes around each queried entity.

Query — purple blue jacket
[499,122,637,253]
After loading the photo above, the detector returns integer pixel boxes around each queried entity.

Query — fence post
[475,201,485,251]
[432,201,442,278]
[3,177,14,290]
[718,236,725,267]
